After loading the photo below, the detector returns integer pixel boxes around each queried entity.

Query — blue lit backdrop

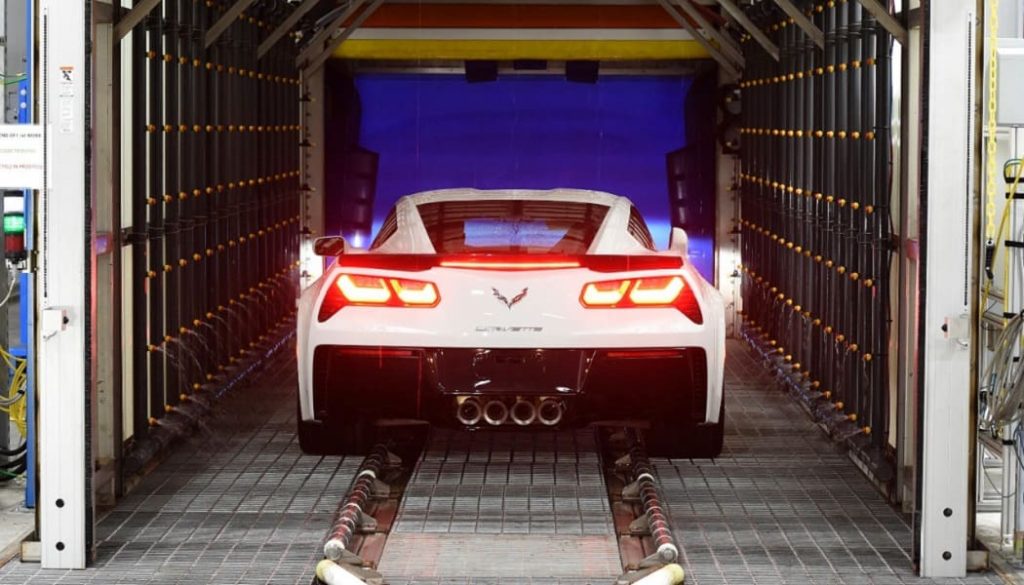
[354,73,713,279]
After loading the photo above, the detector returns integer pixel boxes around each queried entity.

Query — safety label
[0,124,44,189]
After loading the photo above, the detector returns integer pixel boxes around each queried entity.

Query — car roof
[397,188,631,208]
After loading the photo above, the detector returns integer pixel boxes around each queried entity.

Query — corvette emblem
[492,287,528,309]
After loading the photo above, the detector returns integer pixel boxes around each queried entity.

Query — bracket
[257,0,326,59]
[772,0,825,50]
[113,0,161,42]
[205,0,257,49]
[303,0,385,75]
[296,0,369,68]
[657,0,741,78]
[671,0,745,67]
[856,0,907,44]
[712,0,780,61]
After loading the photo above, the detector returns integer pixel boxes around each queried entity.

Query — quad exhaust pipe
[456,397,483,426]
[483,400,509,426]
[537,399,563,426]
[455,397,563,426]
[510,400,537,426]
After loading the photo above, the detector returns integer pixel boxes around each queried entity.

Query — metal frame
[113,0,160,42]
[258,0,325,59]
[656,0,740,78]
[856,0,907,45]
[712,0,780,61]
[204,0,256,49]
[37,0,91,568]
[304,0,386,74]
[772,0,825,49]
[295,0,369,68]
[670,0,744,66]
[915,0,975,577]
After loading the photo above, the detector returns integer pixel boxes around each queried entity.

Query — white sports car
[297,189,725,457]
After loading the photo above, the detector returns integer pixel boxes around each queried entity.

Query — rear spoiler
[336,254,683,273]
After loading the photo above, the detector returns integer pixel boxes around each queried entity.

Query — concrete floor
[0,341,1007,584]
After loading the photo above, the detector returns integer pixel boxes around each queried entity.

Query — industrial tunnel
[0,0,1005,583]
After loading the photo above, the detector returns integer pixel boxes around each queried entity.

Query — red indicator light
[580,275,703,323]
[318,273,440,321]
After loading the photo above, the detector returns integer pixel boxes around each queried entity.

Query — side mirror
[314,236,347,257]
[668,227,688,257]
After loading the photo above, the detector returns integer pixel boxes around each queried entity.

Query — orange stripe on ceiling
[353,4,699,29]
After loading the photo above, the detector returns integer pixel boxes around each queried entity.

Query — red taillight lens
[318,273,440,321]
[579,276,703,323]
[628,276,684,305]
[337,274,392,304]
[581,280,631,306]
[390,278,439,305]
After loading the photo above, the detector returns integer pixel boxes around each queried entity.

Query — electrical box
[997,39,1024,126]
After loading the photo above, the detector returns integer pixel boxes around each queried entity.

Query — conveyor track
[312,427,684,585]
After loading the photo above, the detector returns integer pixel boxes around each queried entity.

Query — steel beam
[303,0,385,74]
[856,0,907,44]
[113,0,160,42]
[712,0,780,61]
[257,0,325,59]
[671,0,744,67]
[204,0,256,49]
[296,0,368,68]
[771,0,824,50]
[38,0,91,568]
[657,0,740,78]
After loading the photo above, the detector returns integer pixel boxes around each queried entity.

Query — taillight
[579,275,703,323]
[318,273,439,321]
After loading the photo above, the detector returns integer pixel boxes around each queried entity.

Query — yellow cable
[986,0,1001,246]
[983,160,1024,314]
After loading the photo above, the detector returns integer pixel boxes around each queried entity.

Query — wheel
[297,395,371,455]
[646,401,724,459]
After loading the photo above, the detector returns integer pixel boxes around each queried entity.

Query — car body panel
[297,188,724,428]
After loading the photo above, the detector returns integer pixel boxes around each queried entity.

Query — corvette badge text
[475,326,543,333]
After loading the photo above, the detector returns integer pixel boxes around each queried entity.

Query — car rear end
[297,191,724,452]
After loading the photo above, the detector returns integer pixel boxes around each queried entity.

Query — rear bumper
[308,346,710,428]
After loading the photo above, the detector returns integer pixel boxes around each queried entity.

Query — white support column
[37,0,91,569]
[299,67,326,290]
[917,1,977,577]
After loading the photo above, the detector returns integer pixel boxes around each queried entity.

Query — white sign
[0,124,44,189]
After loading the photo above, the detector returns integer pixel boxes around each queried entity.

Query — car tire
[296,396,371,455]
[646,401,724,459]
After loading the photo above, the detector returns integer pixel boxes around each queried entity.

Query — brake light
[629,276,684,305]
[579,276,703,323]
[581,280,631,306]
[439,259,581,270]
[318,273,440,321]
[390,278,439,305]
[337,274,391,304]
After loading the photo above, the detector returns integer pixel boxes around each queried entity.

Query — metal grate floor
[377,430,621,581]
[0,341,1006,584]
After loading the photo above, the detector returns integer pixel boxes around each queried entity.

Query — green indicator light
[3,214,24,235]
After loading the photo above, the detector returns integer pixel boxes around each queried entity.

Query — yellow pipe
[315,559,368,585]
[633,563,685,585]
[334,39,709,61]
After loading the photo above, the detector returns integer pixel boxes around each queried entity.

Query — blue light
[354,73,713,279]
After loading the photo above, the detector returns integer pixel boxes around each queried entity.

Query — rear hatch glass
[416,200,609,255]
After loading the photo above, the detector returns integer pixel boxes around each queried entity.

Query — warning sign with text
[0,125,44,189]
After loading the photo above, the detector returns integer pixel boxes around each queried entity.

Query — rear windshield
[416,200,609,254]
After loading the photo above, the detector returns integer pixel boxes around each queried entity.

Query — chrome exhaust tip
[456,397,483,426]
[483,400,509,426]
[536,399,563,426]
[510,399,537,426]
